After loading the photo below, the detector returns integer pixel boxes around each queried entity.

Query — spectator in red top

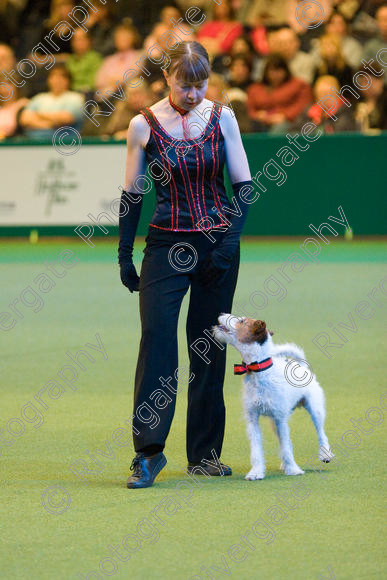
[196,0,243,58]
[247,55,312,133]
[292,75,357,133]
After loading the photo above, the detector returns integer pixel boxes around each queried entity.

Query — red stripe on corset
[177,149,198,228]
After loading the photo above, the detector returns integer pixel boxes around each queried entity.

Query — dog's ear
[251,320,268,344]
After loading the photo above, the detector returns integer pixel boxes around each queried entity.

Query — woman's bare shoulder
[127,114,150,148]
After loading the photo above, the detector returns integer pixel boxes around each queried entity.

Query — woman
[292,75,356,134]
[312,33,353,88]
[95,20,142,96]
[0,76,29,140]
[118,41,252,489]
[247,55,312,134]
[196,0,243,58]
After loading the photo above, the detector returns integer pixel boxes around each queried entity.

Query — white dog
[213,314,334,480]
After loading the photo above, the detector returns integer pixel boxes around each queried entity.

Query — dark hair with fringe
[166,41,211,83]
[262,54,291,85]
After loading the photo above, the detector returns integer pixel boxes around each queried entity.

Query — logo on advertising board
[35,159,79,216]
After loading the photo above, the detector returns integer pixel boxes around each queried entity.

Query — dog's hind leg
[274,418,304,476]
[303,388,334,462]
[245,411,265,480]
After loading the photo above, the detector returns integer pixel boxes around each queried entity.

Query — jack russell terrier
[213,314,334,480]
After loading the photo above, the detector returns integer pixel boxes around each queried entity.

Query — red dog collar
[234,357,273,375]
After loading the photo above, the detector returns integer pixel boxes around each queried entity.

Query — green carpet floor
[1,239,386,580]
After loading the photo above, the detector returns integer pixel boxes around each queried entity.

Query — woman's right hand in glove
[120,260,140,293]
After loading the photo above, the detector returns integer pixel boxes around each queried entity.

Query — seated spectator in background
[268,26,316,84]
[241,0,289,29]
[0,78,29,140]
[212,34,257,78]
[363,4,387,85]
[101,81,158,140]
[288,0,333,36]
[292,75,357,133]
[88,4,118,57]
[95,20,142,96]
[196,0,243,58]
[144,4,194,53]
[228,55,253,91]
[247,55,313,133]
[324,11,363,68]
[313,34,354,87]
[0,42,16,76]
[66,29,103,94]
[37,0,75,63]
[0,42,46,99]
[0,0,20,48]
[355,63,387,131]
[19,65,84,140]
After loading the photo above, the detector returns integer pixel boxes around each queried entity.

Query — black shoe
[187,461,232,476]
[127,452,167,489]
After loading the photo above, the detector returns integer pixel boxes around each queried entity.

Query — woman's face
[114,29,135,52]
[165,70,208,110]
[327,14,346,36]
[230,59,250,83]
[48,70,70,94]
[266,66,286,87]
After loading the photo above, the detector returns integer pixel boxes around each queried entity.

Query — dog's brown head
[213,314,274,347]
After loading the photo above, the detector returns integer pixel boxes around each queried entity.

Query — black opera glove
[118,190,143,293]
[198,180,253,288]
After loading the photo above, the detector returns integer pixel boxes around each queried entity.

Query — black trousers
[132,225,240,463]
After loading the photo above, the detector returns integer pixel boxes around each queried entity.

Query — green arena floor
[1,238,386,580]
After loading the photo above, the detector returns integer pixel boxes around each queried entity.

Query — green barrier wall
[1,132,385,236]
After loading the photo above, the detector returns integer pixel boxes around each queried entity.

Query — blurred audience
[144,4,194,52]
[0,77,29,139]
[1,0,385,139]
[292,75,357,133]
[363,4,387,85]
[95,20,142,96]
[36,0,75,62]
[88,4,118,57]
[355,63,387,131]
[196,0,243,58]
[324,11,363,68]
[19,64,84,140]
[247,55,313,133]
[312,34,354,87]
[268,27,316,84]
[66,29,102,94]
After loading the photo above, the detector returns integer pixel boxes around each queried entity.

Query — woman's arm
[220,106,251,183]
[118,114,150,292]
[124,114,149,190]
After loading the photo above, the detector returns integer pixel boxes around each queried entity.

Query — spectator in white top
[20,64,84,140]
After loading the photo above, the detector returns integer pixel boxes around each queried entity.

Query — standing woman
[118,41,253,489]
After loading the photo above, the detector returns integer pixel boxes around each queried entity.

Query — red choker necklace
[168,94,189,116]
[168,94,190,139]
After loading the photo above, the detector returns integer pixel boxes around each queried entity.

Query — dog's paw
[319,447,334,463]
[245,468,265,480]
[284,465,305,476]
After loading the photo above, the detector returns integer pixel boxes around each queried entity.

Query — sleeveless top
[139,101,232,232]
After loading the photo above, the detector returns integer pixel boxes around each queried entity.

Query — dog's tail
[272,342,306,361]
